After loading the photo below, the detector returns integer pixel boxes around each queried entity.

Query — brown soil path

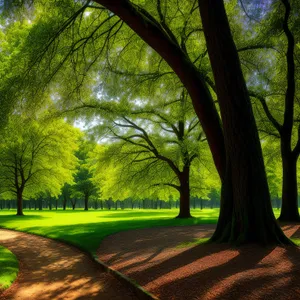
[0,229,138,300]
[97,224,300,300]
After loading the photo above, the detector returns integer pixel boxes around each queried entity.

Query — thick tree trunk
[84,194,89,211]
[16,190,23,216]
[176,168,192,218]
[199,0,291,244]
[278,150,300,221]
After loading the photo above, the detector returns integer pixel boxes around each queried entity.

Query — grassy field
[0,209,220,254]
[0,246,18,290]
[0,208,293,255]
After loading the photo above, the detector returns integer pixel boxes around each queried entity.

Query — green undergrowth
[0,246,18,290]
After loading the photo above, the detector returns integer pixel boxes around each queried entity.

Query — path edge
[91,254,159,300]
[0,227,158,300]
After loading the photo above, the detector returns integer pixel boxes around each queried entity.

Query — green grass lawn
[0,246,18,290]
[0,209,219,254]
[0,208,296,255]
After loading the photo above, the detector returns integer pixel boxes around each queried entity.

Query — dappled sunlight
[98,225,300,300]
[10,277,104,300]
[144,249,239,291]
[201,247,294,300]
[0,229,138,300]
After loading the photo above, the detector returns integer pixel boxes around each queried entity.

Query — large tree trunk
[199,0,291,244]
[176,167,192,218]
[16,190,23,216]
[278,148,300,221]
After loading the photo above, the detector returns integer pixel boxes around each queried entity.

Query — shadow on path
[98,224,300,300]
[0,229,138,300]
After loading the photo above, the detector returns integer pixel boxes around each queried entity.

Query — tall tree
[73,140,99,211]
[247,0,300,221]
[90,92,216,218]
[2,0,294,243]
[198,0,290,243]
[0,116,79,215]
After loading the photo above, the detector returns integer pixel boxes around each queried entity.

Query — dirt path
[0,229,138,300]
[97,224,300,300]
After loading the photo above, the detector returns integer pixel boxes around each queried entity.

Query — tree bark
[176,167,192,218]
[16,190,24,216]
[63,198,67,210]
[84,194,89,211]
[199,0,291,244]
[278,149,300,221]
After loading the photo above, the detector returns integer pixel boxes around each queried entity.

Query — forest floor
[97,224,300,300]
[0,229,138,300]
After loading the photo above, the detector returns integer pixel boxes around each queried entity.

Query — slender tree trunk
[279,150,300,221]
[38,198,43,211]
[72,203,75,210]
[84,194,89,211]
[176,167,192,218]
[63,201,66,210]
[16,190,23,216]
[199,0,291,244]
[276,0,299,222]
[200,198,203,210]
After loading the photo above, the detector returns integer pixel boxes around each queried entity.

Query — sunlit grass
[0,208,298,254]
[0,209,219,254]
[0,246,18,290]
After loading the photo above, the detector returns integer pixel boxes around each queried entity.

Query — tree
[245,0,300,221]
[2,0,294,243]
[0,116,80,215]
[88,89,217,218]
[197,0,290,244]
[72,140,99,211]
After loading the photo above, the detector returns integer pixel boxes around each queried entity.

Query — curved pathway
[0,229,138,300]
[97,224,300,300]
